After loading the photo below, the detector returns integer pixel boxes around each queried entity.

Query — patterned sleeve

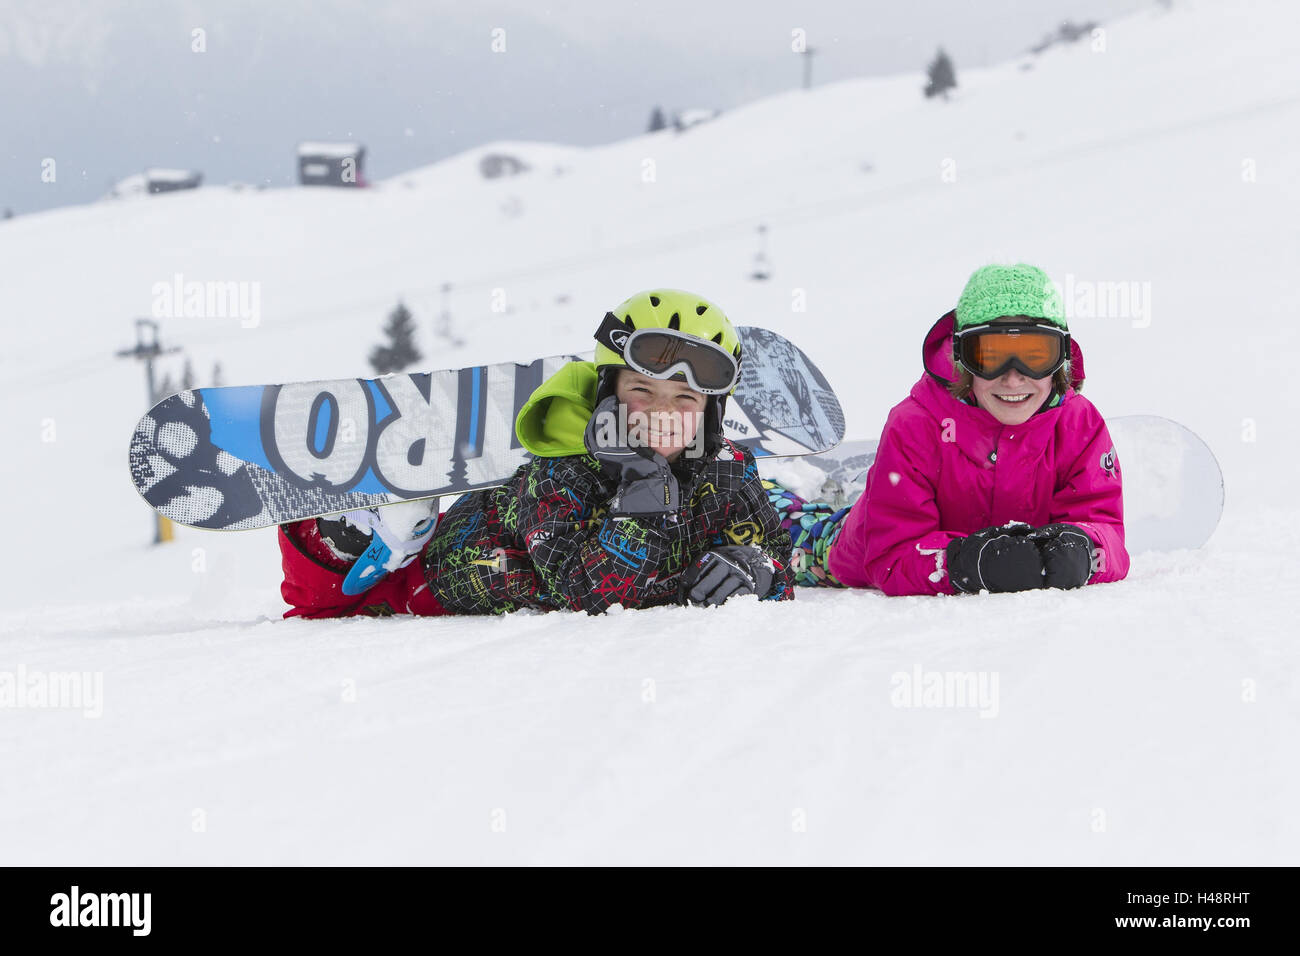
[710,456,796,601]
[512,455,696,614]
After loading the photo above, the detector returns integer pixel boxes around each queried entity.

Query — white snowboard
[758,414,1223,553]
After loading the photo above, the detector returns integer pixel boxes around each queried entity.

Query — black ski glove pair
[680,546,776,606]
[946,523,1095,594]
[583,395,680,518]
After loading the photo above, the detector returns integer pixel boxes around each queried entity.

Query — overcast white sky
[1,0,1155,215]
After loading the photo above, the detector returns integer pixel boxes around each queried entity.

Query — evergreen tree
[924,48,957,99]
[369,301,423,374]
[647,106,667,133]
[181,357,195,390]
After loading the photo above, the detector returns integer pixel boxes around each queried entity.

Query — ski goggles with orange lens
[595,312,741,395]
[953,323,1069,380]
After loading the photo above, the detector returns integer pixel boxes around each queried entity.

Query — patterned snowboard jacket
[279,361,795,617]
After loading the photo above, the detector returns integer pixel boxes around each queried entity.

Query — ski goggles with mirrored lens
[595,312,740,395]
[953,323,1069,380]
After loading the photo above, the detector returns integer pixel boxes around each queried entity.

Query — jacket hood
[922,309,1086,389]
[515,361,598,457]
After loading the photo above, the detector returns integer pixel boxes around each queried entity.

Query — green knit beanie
[955,263,1067,330]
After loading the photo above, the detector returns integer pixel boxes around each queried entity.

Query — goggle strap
[594,311,632,355]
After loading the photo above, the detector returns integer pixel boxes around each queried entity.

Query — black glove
[1027,524,1095,589]
[681,546,775,606]
[946,523,1043,594]
[583,395,680,517]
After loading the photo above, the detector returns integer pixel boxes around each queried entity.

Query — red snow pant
[278,519,449,619]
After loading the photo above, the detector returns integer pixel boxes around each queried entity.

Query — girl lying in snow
[277,290,795,618]
[767,262,1129,595]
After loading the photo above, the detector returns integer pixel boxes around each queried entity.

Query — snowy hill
[1,0,1297,864]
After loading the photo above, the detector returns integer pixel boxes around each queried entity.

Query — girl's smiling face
[970,367,1053,426]
[615,370,707,461]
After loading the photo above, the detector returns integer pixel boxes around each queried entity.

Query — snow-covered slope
[1,0,1297,864]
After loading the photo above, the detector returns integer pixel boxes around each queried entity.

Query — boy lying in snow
[278,290,795,617]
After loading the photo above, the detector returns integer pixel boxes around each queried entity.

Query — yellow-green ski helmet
[594,289,742,377]
[592,289,743,457]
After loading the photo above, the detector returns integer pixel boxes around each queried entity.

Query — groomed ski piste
[2,0,1296,864]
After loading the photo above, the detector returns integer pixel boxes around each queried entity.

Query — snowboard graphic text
[260,360,547,497]
[129,328,845,530]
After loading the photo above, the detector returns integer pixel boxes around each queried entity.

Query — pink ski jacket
[826,312,1129,595]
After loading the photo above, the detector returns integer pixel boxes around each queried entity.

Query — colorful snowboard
[129,327,844,530]
[764,415,1223,553]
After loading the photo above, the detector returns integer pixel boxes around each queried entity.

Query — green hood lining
[514,361,598,457]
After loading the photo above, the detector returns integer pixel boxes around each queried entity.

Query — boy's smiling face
[615,370,707,461]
